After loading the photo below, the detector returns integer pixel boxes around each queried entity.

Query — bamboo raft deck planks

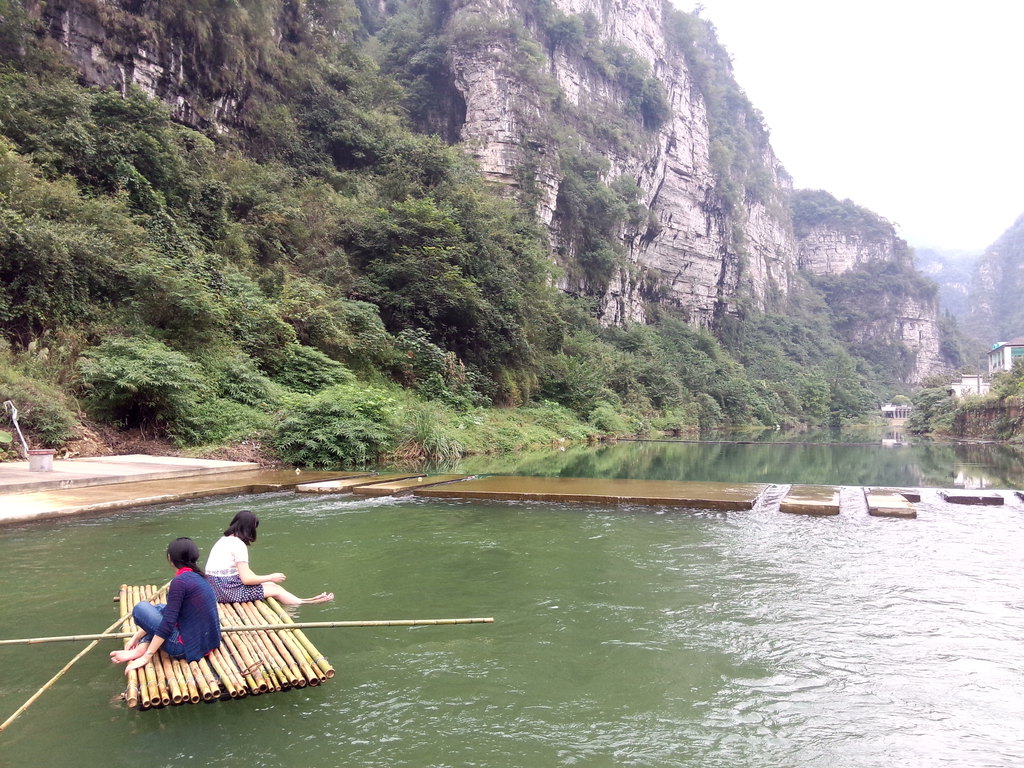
[118,585,334,710]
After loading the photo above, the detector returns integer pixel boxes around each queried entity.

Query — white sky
[683,1,1024,252]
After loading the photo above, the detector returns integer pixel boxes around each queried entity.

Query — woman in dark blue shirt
[110,537,221,672]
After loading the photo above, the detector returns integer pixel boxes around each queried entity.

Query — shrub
[262,343,354,394]
[0,366,78,447]
[220,270,296,361]
[77,335,209,429]
[201,351,283,408]
[908,386,958,434]
[0,428,14,459]
[274,383,400,467]
[0,338,80,447]
[392,328,485,409]
[588,402,631,434]
[169,397,273,447]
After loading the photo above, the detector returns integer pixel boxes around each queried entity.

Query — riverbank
[0,455,358,525]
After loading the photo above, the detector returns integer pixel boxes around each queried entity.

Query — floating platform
[413,475,768,510]
[294,472,423,494]
[939,491,1004,506]
[352,474,473,497]
[118,585,333,710]
[865,488,917,518]
[779,485,841,516]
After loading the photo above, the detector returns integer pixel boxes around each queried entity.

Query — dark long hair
[167,537,205,577]
[224,510,259,546]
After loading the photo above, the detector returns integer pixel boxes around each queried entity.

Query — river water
[1,437,1023,767]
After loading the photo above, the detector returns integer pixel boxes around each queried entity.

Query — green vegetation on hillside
[791,189,899,241]
[0,0,940,465]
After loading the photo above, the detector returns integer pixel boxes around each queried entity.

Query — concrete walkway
[0,455,361,525]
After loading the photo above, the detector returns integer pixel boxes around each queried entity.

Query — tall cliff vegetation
[0,0,949,463]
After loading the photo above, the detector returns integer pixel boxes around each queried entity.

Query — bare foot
[110,647,144,664]
[303,592,334,604]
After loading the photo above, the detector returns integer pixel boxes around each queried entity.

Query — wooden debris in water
[117,585,333,710]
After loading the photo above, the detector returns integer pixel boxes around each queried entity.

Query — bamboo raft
[118,584,334,710]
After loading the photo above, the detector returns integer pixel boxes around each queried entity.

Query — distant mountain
[914,247,979,320]
[965,214,1024,346]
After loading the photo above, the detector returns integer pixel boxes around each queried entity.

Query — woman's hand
[237,561,286,586]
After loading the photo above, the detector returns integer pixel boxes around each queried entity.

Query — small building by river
[988,337,1024,373]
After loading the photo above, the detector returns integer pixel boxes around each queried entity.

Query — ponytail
[167,537,206,578]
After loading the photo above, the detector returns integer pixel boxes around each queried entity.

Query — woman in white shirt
[206,510,333,605]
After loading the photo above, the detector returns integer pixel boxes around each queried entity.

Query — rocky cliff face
[796,226,908,275]
[794,199,948,383]
[31,0,244,132]
[964,214,1024,343]
[882,295,947,385]
[447,0,795,327]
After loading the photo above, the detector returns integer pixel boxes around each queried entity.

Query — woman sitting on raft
[205,510,333,605]
[110,537,221,673]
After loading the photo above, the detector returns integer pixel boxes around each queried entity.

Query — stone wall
[952,402,1024,439]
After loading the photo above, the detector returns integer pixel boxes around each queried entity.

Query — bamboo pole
[206,647,247,698]
[225,603,290,690]
[213,645,249,698]
[218,604,273,691]
[236,602,303,689]
[177,659,201,704]
[132,586,161,709]
[194,658,222,701]
[220,629,267,694]
[158,653,183,705]
[118,585,141,710]
[167,656,189,705]
[190,660,215,702]
[0,580,171,730]
[264,598,335,680]
[251,601,321,685]
[0,617,494,645]
[150,648,171,706]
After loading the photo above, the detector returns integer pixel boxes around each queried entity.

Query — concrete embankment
[1,454,1019,525]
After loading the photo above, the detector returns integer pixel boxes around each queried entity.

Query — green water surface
[1,439,1023,767]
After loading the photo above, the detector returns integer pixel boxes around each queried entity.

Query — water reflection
[433,431,1024,490]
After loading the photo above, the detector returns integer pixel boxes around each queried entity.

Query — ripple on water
[2,489,1024,768]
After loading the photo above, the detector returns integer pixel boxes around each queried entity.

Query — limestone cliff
[29,0,248,132]
[445,0,795,327]
[791,189,949,383]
